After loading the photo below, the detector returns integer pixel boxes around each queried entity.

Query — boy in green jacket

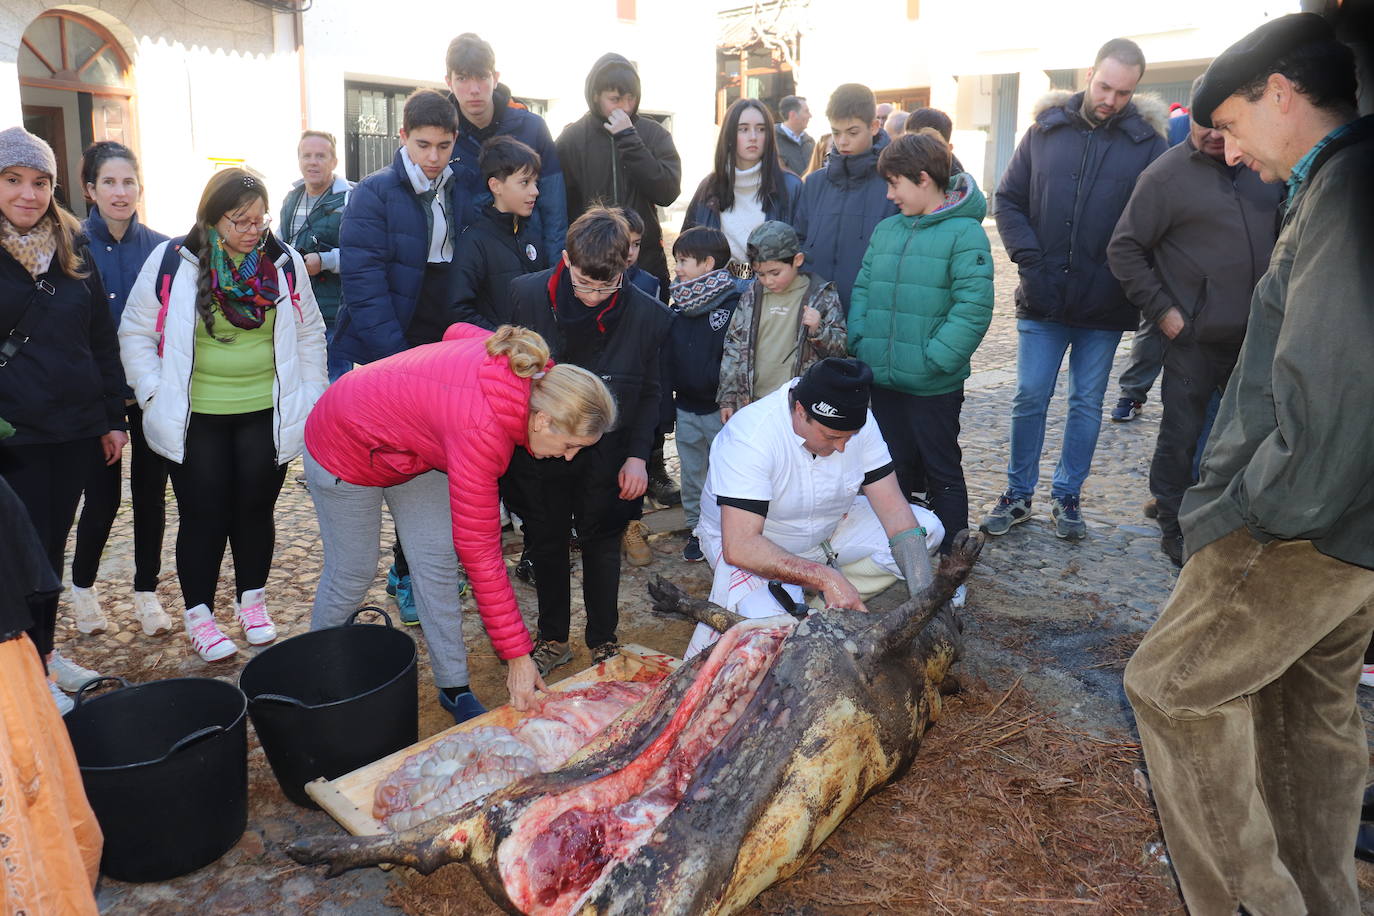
[848,130,993,585]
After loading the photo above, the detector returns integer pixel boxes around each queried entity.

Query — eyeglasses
[570,275,623,296]
[224,215,271,234]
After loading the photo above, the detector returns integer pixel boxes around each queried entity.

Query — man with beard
[981,38,1168,541]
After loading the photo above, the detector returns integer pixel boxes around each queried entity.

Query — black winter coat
[0,240,125,446]
[555,53,682,299]
[995,90,1169,331]
[451,205,548,330]
[508,263,671,462]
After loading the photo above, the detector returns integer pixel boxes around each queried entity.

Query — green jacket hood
[902,173,987,229]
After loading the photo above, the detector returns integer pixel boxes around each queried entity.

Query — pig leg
[286,813,474,876]
[647,576,745,634]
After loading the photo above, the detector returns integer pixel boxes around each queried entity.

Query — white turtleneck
[720,161,766,263]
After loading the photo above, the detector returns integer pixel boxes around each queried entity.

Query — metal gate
[344,83,415,182]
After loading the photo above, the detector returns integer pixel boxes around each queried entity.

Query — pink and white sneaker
[234,588,277,646]
[1361,664,1374,688]
[185,605,237,662]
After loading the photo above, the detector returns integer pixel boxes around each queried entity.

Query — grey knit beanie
[0,127,58,179]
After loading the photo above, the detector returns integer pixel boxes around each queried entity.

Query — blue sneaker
[437,689,487,724]
[1110,397,1144,422]
[387,567,419,626]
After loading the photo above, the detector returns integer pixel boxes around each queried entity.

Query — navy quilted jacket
[330,150,469,365]
[995,90,1168,331]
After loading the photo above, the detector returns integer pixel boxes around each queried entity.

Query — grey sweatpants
[304,448,469,687]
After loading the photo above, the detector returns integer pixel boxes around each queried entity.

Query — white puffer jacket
[118,237,328,464]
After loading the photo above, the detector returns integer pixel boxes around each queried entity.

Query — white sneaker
[185,605,237,662]
[952,584,968,609]
[49,680,74,716]
[133,591,173,636]
[233,588,277,646]
[49,650,100,692]
[70,585,109,635]
[1361,664,1374,688]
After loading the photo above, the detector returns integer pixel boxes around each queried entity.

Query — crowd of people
[1,12,1371,915]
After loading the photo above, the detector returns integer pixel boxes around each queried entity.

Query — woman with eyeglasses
[119,167,328,662]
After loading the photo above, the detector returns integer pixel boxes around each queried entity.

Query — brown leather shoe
[622,520,653,567]
[1144,497,1159,519]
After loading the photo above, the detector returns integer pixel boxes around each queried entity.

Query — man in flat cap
[685,358,942,658]
[1124,13,1374,915]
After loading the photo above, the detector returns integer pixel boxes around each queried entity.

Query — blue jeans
[1007,318,1122,501]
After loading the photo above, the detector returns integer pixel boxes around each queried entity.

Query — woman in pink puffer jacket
[304,323,616,720]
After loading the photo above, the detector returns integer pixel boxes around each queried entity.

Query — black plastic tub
[64,676,248,882]
[238,607,417,808]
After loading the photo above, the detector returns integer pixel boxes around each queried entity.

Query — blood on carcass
[529,808,612,907]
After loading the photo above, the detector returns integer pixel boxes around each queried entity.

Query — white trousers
[685,497,942,658]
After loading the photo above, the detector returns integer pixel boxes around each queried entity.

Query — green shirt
[190,306,277,415]
[752,272,808,401]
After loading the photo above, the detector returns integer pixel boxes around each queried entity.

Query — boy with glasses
[501,207,671,678]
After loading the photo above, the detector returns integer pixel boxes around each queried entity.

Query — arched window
[19,11,131,92]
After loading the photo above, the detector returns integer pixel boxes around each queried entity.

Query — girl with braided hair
[119,167,327,662]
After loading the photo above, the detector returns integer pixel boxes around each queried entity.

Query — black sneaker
[1111,397,1144,422]
[514,550,535,585]
[1161,534,1184,567]
[590,642,623,666]
[980,492,1032,536]
[1051,494,1087,540]
[531,639,572,678]
[682,535,704,562]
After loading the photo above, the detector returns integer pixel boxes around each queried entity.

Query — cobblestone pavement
[50,227,1372,913]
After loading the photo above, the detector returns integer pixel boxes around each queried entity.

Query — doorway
[17,10,135,217]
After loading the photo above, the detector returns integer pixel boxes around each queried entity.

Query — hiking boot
[437,688,487,725]
[647,447,681,507]
[387,567,419,626]
[70,585,108,635]
[951,584,968,609]
[591,642,623,666]
[622,520,653,567]
[980,493,1032,536]
[185,605,237,662]
[514,550,536,585]
[1143,497,1159,519]
[133,591,173,636]
[1111,398,1144,422]
[1051,494,1087,540]
[49,650,100,693]
[1161,534,1184,568]
[682,535,704,563]
[1362,665,1374,688]
[531,639,572,679]
[234,588,278,645]
[49,680,74,716]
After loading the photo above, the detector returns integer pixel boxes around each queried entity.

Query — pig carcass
[288,529,983,915]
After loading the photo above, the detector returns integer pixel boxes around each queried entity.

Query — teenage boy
[452,136,547,330]
[443,33,566,256]
[330,88,470,622]
[905,107,966,175]
[793,83,896,310]
[501,207,671,677]
[280,130,352,380]
[332,88,468,365]
[668,227,745,562]
[716,220,848,421]
[556,53,682,301]
[849,131,994,605]
[619,207,661,300]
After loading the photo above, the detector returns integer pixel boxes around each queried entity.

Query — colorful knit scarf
[207,228,279,330]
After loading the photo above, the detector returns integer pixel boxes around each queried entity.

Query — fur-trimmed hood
[1031,90,1169,143]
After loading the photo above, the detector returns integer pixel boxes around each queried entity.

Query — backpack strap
[155,237,187,358]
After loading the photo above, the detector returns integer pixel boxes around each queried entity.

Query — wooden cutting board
[306,644,680,836]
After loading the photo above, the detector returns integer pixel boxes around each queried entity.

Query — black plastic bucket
[64,676,248,882]
[239,607,418,808]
